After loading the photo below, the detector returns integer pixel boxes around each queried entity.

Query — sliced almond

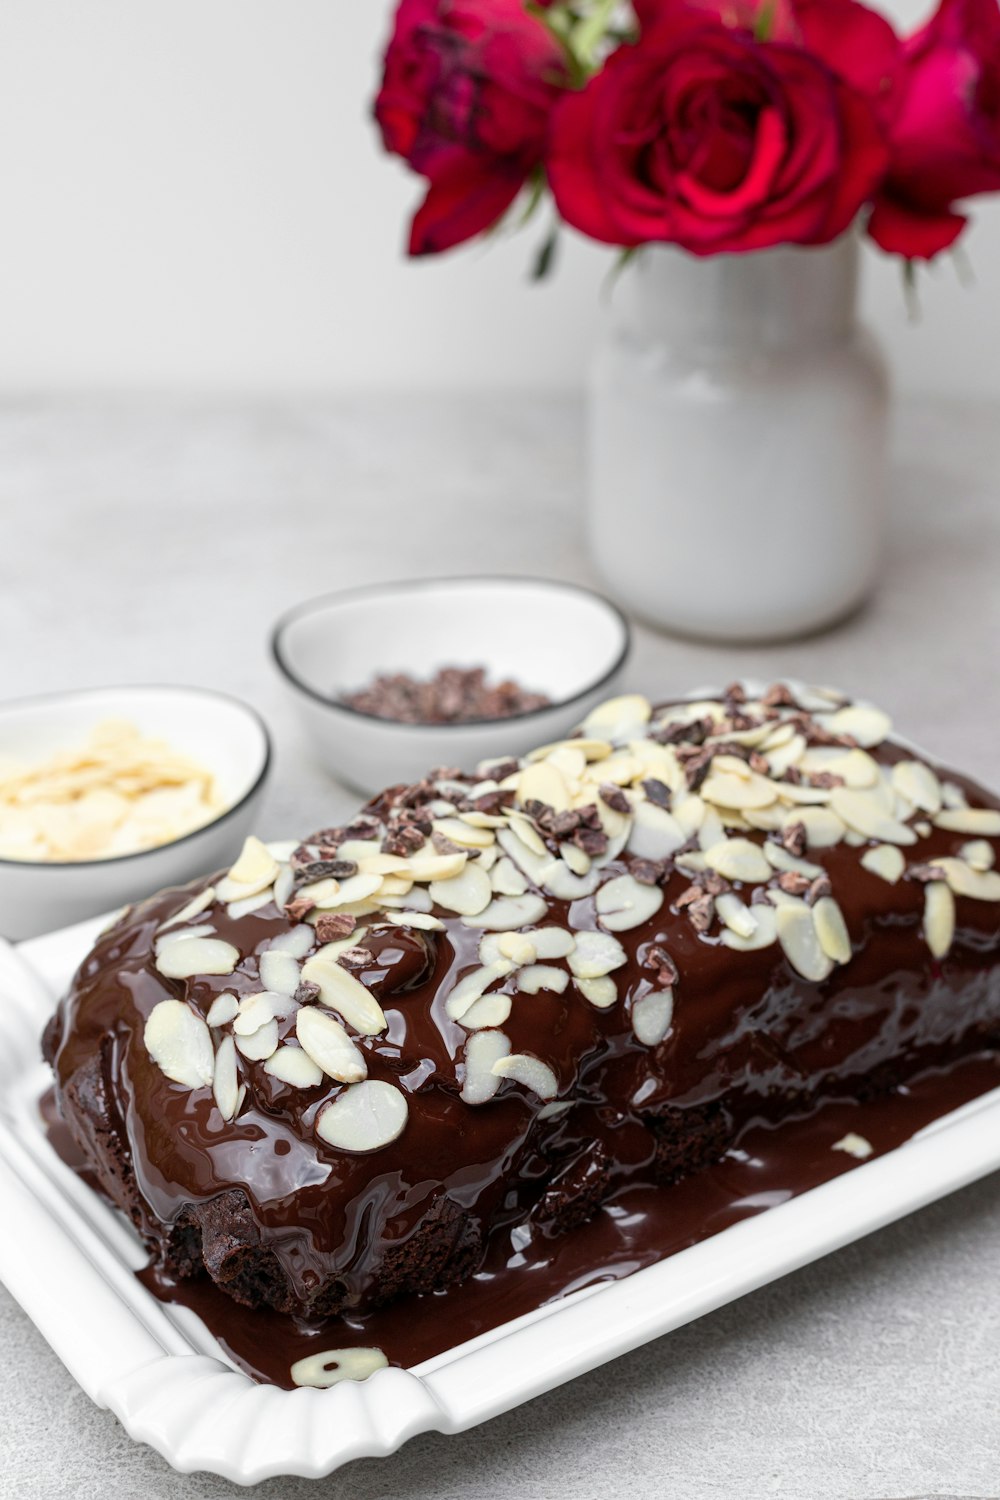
[561,841,591,877]
[517,964,569,995]
[491,1052,558,1100]
[406,851,469,882]
[379,910,445,931]
[296,1007,367,1082]
[715,893,757,939]
[517,761,570,813]
[701,770,776,811]
[776,902,834,982]
[316,1080,408,1152]
[595,873,664,932]
[891,760,942,815]
[205,993,239,1027]
[720,905,778,952]
[503,811,549,858]
[212,1034,240,1119]
[925,857,1000,902]
[785,807,846,849]
[582,694,652,741]
[155,922,215,954]
[923,880,955,959]
[815,704,892,748]
[461,1030,511,1105]
[496,826,553,886]
[155,936,240,980]
[227,890,274,921]
[960,840,996,873]
[703,838,771,885]
[259,949,301,997]
[765,735,807,779]
[531,927,577,960]
[697,806,726,852]
[627,801,685,861]
[233,990,292,1035]
[763,842,825,880]
[227,835,279,889]
[445,960,514,1022]
[264,1045,323,1089]
[431,817,495,850]
[144,999,215,1088]
[234,1018,279,1061]
[632,989,674,1047]
[461,994,514,1029]
[673,793,705,838]
[313,872,385,910]
[542,862,601,901]
[300,954,387,1035]
[832,1133,873,1160]
[429,863,493,917]
[462,894,548,931]
[497,932,537,965]
[574,975,618,1008]
[813,896,852,964]
[567,930,627,980]
[157,885,216,932]
[933,807,1000,837]
[527,737,612,764]
[859,843,905,884]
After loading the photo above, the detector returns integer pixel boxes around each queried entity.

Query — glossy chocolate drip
[44,701,1000,1349]
[41,1051,998,1387]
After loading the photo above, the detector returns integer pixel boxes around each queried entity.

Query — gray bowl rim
[270,575,632,732]
[0,683,272,871]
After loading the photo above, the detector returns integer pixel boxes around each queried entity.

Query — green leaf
[569,0,620,72]
[601,244,642,301]
[901,258,921,324]
[530,227,560,282]
[753,0,777,40]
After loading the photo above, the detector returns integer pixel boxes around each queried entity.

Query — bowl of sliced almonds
[0,685,271,940]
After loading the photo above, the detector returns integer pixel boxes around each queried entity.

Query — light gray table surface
[0,395,997,1500]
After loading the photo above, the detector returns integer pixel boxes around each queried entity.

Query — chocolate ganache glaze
[43,683,1000,1379]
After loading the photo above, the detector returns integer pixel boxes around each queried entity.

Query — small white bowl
[0,685,271,941]
[271,576,631,794]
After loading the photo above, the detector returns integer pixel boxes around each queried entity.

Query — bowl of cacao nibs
[270,577,630,792]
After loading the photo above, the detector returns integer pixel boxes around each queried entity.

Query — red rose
[375,0,568,255]
[868,0,1000,259]
[546,5,894,254]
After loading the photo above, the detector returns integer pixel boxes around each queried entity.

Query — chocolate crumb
[762,683,798,708]
[337,666,551,725]
[314,913,357,943]
[285,896,315,922]
[294,980,320,1005]
[781,822,808,858]
[777,871,812,897]
[599,783,631,814]
[646,944,679,987]
[641,778,671,808]
[807,874,833,904]
[339,946,374,969]
[573,825,609,857]
[908,862,947,883]
[631,858,665,886]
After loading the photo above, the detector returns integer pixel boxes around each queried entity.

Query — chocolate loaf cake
[44,682,1000,1339]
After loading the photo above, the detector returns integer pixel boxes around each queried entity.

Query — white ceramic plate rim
[270,575,631,731]
[0,684,272,871]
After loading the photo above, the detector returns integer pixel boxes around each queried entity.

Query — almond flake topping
[517,964,569,995]
[144,1000,215,1088]
[289,1346,389,1390]
[595,874,664,932]
[461,1030,512,1105]
[776,902,834,982]
[860,844,906,884]
[923,881,955,959]
[632,989,674,1047]
[300,954,388,1035]
[703,838,771,884]
[567,930,627,980]
[491,1052,559,1100]
[933,807,1000,837]
[155,936,240,980]
[832,1133,873,1160]
[213,1035,240,1120]
[429,863,493,916]
[296,1007,367,1083]
[316,1080,408,1153]
[264,1045,323,1089]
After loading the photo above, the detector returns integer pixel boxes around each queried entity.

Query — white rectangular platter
[2,915,1000,1485]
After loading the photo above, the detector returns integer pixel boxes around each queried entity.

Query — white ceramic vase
[586,235,889,642]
